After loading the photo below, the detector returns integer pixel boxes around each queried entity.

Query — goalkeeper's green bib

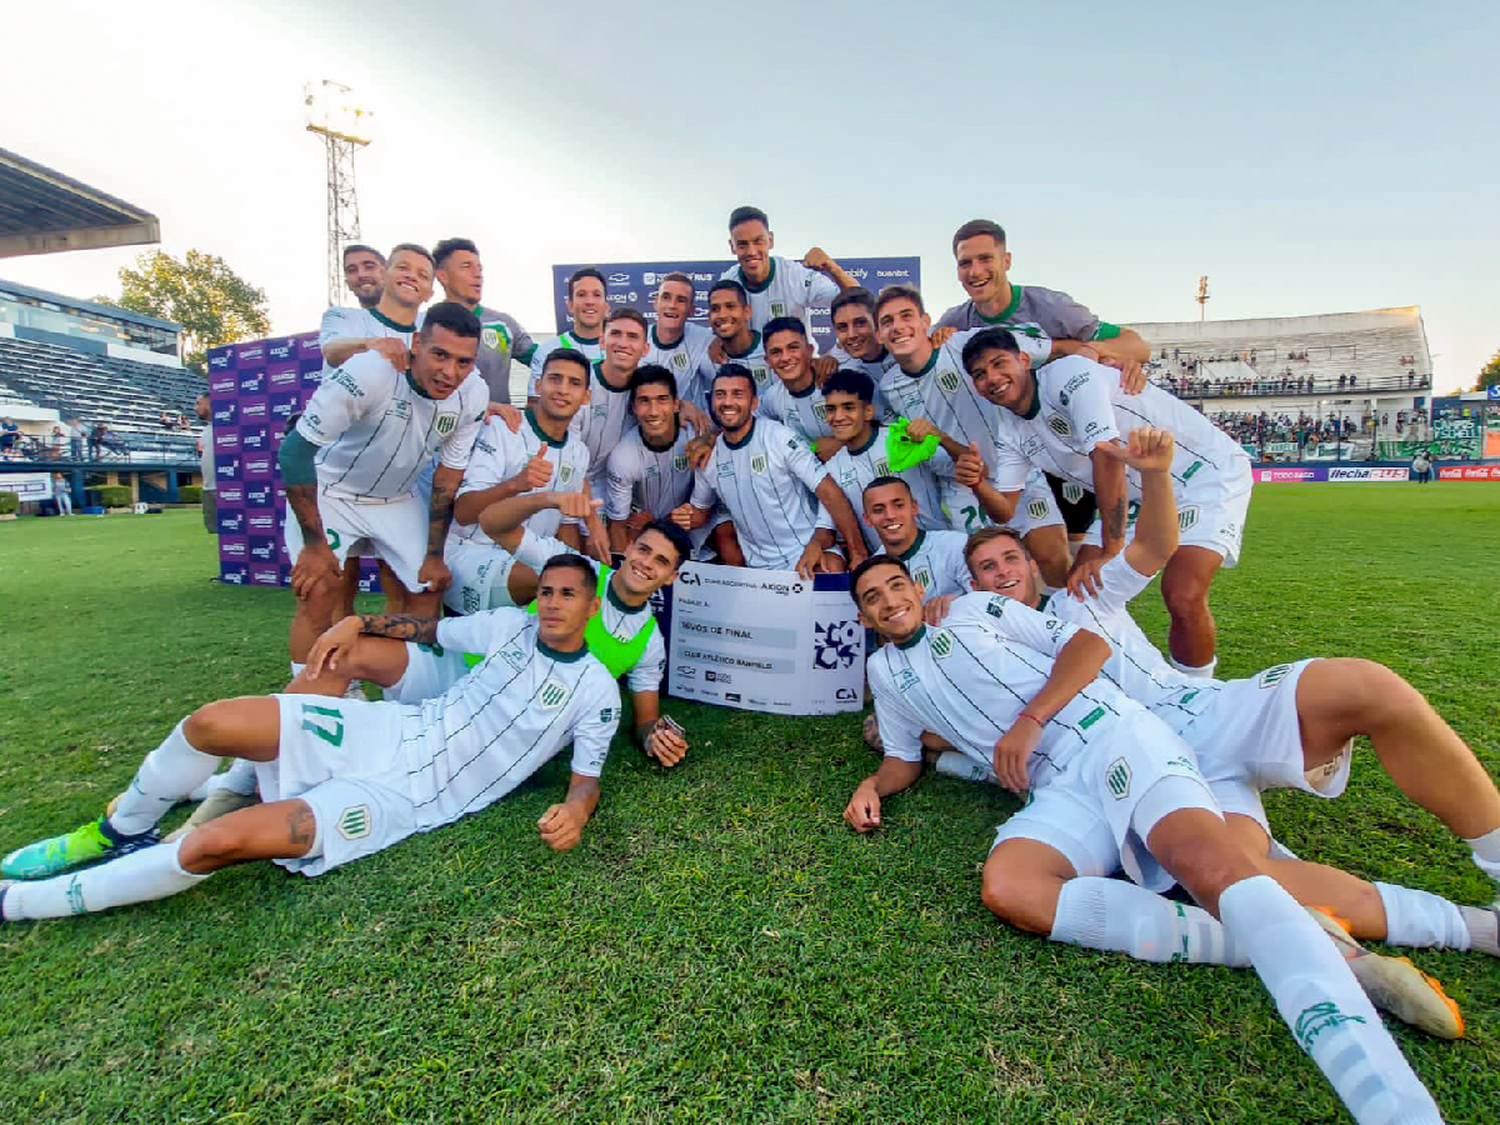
[524,565,657,680]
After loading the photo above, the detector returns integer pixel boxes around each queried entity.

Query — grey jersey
[570,361,638,494]
[694,331,772,408]
[757,377,833,442]
[605,421,695,523]
[827,424,953,552]
[689,417,830,570]
[644,323,714,407]
[317,305,416,380]
[449,411,592,546]
[473,305,534,406]
[937,284,1107,342]
[527,330,603,396]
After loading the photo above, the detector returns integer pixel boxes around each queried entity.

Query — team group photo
[2,3,1498,1122]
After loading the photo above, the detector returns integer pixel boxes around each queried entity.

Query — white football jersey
[317,305,416,379]
[827,424,954,552]
[694,330,773,406]
[882,529,971,600]
[449,412,591,545]
[722,256,840,336]
[869,599,1148,786]
[605,421,695,523]
[399,608,620,828]
[757,377,834,442]
[570,361,639,495]
[527,330,604,396]
[688,417,830,569]
[297,352,487,501]
[644,322,714,406]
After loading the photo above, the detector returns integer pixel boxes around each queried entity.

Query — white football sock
[1,839,208,920]
[1169,655,1217,679]
[1219,875,1441,1125]
[1051,876,1249,966]
[205,757,260,797]
[1374,882,1470,951]
[108,721,223,836]
[1462,824,1500,882]
[934,750,996,785]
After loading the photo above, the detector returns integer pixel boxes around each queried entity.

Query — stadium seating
[0,335,202,457]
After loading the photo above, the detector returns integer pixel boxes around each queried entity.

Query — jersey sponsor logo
[1062,372,1089,395]
[750,453,769,475]
[1082,421,1109,442]
[985,596,1007,618]
[336,805,373,841]
[538,677,572,710]
[717,459,734,477]
[644,465,659,481]
[929,629,953,657]
[1078,706,1106,730]
[1178,506,1200,531]
[1058,390,1070,407]
[1026,497,1051,521]
[1294,1002,1366,1053]
[937,369,961,395]
[435,412,457,436]
[599,706,619,724]
[385,399,412,421]
[1047,415,1072,437]
[1177,688,1201,707]
[894,667,919,693]
[1182,460,1203,481]
[1259,664,1293,689]
[1105,757,1132,799]
[331,370,363,397]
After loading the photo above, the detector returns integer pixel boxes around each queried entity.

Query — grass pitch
[1,484,1497,1124]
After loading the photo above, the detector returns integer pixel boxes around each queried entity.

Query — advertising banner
[1326,466,1410,482]
[549,257,920,355]
[1437,464,1500,481]
[0,472,54,501]
[665,563,864,716]
[1252,467,1323,483]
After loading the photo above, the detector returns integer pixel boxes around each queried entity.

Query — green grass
[1,486,1498,1124]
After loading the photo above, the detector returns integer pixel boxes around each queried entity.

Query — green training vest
[524,566,657,680]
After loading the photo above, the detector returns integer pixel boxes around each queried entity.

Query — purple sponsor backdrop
[207,333,381,590]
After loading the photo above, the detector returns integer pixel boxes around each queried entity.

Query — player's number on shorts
[299,703,345,747]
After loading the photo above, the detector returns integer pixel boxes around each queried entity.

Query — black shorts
[1046,473,1097,535]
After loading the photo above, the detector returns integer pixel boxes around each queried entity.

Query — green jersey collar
[977,284,1023,325]
[726,330,763,360]
[723,417,757,450]
[901,345,939,379]
[895,529,926,562]
[1020,380,1042,421]
[641,419,681,453]
[606,570,648,613]
[371,307,416,333]
[739,258,776,294]
[894,624,928,650]
[525,408,567,449]
[563,330,600,348]
[848,425,881,456]
[1036,592,1051,613]
[650,325,682,350]
[537,638,588,663]
[593,359,631,393]
[405,371,433,400]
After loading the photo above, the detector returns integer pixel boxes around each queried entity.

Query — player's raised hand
[556,491,603,521]
[954,442,986,488]
[992,717,1041,794]
[929,326,956,349]
[486,402,525,432]
[811,355,838,383]
[1094,427,1175,474]
[518,448,553,491]
[290,540,343,599]
[843,779,883,833]
[417,554,452,594]
[646,720,689,767]
[369,336,410,370]
[923,594,956,626]
[669,503,696,530]
[305,615,363,678]
[802,246,833,272]
[677,400,713,436]
[1065,555,1108,600]
[537,802,586,851]
[685,431,718,469]
[903,417,940,444]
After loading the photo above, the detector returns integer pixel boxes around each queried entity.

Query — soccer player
[671,366,866,576]
[872,286,1071,581]
[694,279,772,397]
[827,287,896,382]
[0,556,622,919]
[528,266,608,399]
[279,302,489,673]
[319,243,433,377]
[340,243,385,309]
[571,307,651,503]
[960,429,1500,991]
[822,370,954,552]
[431,237,535,406]
[757,317,840,452]
[859,477,971,607]
[643,272,715,403]
[444,348,596,614]
[843,555,1444,1123]
[962,327,1252,674]
[936,219,1150,375]
[721,205,856,334]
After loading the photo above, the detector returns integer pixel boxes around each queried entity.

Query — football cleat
[1308,906,1464,1039]
[1,817,158,881]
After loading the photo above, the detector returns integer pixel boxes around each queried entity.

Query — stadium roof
[0,277,178,332]
[0,148,161,259]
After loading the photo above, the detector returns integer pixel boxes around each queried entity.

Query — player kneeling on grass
[0,556,620,920]
[843,555,1445,1125]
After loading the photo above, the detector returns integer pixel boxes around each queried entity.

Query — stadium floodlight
[304,81,373,306]
[1195,275,1210,323]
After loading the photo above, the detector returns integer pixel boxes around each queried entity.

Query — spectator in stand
[159,410,174,429]
[52,472,72,516]
[0,417,18,456]
[66,418,84,460]
[48,425,67,458]
[195,394,215,533]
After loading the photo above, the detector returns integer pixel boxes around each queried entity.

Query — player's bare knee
[1161,575,1211,621]
[177,819,252,872]
[182,700,238,751]
[980,862,1059,934]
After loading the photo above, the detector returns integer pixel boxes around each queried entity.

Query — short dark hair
[960,327,1023,374]
[657,271,695,297]
[605,306,648,333]
[708,279,749,306]
[420,301,481,339]
[343,243,384,264]
[830,287,875,318]
[728,205,769,232]
[629,364,677,402]
[952,219,1006,253]
[711,363,757,396]
[539,553,597,588]
[639,519,693,568]
[762,316,807,344]
[862,475,912,501]
[963,526,1028,572]
[849,554,911,605]
[874,284,925,319]
[388,242,435,268]
[567,267,606,299]
[542,346,591,379]
[431,237,478,269]
[822,369,874,403]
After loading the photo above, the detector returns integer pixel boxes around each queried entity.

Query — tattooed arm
[304,612,442,678]
[417,464,464,594]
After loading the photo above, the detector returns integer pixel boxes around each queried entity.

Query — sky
[3,0,1496,392]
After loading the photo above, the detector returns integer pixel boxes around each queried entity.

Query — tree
[109,249,271,372]
[1476,348,1500,393]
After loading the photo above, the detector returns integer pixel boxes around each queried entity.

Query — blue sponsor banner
[550,257,920,354]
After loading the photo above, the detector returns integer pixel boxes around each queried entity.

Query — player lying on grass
[948,428,1500,964]
[0,556,621,921]
[842,555,1444,1124]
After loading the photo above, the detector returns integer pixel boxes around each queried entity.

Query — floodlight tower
[303,81,373,307]
[1195,275,1210,322]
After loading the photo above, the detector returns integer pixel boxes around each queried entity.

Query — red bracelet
[1018,711,1046,728]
